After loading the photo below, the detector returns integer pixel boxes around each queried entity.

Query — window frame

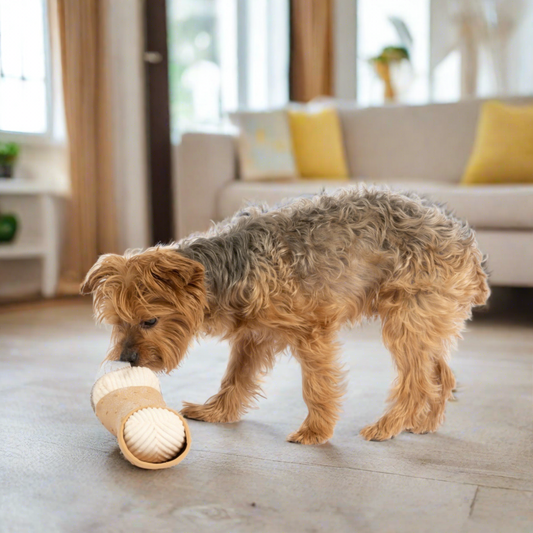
[0,0,57,145]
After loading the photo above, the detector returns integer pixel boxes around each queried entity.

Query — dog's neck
[176,239,251,327]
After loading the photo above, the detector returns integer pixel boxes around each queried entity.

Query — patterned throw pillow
[230,110,298,181]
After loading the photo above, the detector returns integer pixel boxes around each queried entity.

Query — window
[0,0,50,135]
[357,0,430,106]
[167,0,224,134]
[432,49,461,103]
[167,0,289,138]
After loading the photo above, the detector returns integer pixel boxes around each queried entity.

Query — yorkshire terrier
[81,187,489,444]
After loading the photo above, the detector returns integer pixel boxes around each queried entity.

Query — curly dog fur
[81,187,489,444]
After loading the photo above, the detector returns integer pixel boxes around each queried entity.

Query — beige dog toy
[91,361,191,470]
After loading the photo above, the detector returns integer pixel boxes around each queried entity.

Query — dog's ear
[134,247,206,320]
[139,247,205,294]
[80,253,125,295]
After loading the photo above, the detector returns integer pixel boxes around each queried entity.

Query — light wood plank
[462,487,533,533]
[1,300,532,533]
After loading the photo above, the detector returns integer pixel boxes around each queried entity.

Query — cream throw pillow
[230,111,298,181]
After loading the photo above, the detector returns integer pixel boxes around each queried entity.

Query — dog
[81,187,489,444]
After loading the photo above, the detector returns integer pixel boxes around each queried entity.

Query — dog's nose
[120,348,139,365]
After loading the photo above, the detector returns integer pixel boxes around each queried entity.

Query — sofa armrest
[173,132,237,239]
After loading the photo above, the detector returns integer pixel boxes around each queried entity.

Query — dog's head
[81,246,206,372]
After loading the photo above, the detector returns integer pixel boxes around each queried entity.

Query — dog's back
[182,186,488,309]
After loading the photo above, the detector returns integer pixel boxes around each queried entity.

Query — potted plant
[0,212,18,243]
[370,46,410,103]
[0,142,20,178]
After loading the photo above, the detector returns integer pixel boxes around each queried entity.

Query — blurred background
[0,0,531,303]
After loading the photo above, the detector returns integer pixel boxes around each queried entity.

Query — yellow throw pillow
[288,108,349,179]
[462,100,533,185]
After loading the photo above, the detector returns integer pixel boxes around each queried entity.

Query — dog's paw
[406,417,441,435]
[181,401,240,423]
[180,402,208,421]
[287,427,331,445]
[360,422,397,442]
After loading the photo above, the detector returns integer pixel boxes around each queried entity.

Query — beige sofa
[175,97,533,287]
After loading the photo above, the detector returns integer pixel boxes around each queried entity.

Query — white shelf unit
[0,180,66,298]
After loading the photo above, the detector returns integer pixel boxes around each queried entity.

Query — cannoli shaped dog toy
[91,361,191,470]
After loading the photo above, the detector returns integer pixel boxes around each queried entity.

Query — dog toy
[91,361,191,470]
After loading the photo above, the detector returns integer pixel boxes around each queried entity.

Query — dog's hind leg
[361,291,464,441]
[287,330,346,445]
[181,333,278,423]
[408,357,456,435]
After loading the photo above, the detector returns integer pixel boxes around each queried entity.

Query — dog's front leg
[181,334,277,423]
[287,332,345,445]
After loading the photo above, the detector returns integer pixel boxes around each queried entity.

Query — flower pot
[0,214,18,243]
[0,163,14,178]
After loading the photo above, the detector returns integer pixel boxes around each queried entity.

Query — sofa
[174,96,533,287]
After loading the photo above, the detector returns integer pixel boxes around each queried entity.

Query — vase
[0,214,18,243]
[374,62,396,103]
[0,163,14,178]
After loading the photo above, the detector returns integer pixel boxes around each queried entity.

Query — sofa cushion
[336,96,533,184]
[229,110,298,181]
[217,180,533,230]
[462,100,533,185]
[288,108,349,179]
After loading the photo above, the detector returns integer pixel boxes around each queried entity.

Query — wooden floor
[1,292,532,533]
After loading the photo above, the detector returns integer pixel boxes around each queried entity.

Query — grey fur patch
[177,186,484,308]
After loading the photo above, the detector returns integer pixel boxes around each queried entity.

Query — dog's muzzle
[120,347,139,365]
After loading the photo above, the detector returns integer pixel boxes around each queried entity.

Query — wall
[334,0,358,99]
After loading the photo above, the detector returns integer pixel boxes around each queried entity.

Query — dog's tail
[471,252,490,307]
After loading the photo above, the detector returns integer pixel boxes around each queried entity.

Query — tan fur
[82,188,490,444]
[81,248,206,371]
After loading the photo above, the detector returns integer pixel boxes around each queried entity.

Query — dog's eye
[141,318,158,329]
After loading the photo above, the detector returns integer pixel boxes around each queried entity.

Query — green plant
[0,213,18,243]
[371,46,410,64]
[0,143,20,165]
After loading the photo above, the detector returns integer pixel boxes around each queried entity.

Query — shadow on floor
[474,287,533,326]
